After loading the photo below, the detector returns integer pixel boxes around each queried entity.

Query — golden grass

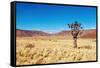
[16,36,96,65]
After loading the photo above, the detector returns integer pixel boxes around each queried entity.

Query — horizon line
[16,28,96,34]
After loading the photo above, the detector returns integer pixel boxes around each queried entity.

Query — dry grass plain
[16,36,96,65]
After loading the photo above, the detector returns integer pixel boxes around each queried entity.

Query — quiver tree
[68,21,83,48]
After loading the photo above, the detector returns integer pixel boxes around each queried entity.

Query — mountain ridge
[16,29,96,38]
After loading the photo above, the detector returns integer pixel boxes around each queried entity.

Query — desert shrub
[25,44,35,49]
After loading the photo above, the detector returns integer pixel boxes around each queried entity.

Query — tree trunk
[73,38,77,48]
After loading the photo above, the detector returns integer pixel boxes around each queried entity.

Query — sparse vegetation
[16,36,96,65]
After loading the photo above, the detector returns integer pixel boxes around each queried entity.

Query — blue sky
[16,3,96,33]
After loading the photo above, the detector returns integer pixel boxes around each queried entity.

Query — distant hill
[79,29,96,39]
[16,29,96,39]
[53,30,71,36]
[16,29,50,37]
